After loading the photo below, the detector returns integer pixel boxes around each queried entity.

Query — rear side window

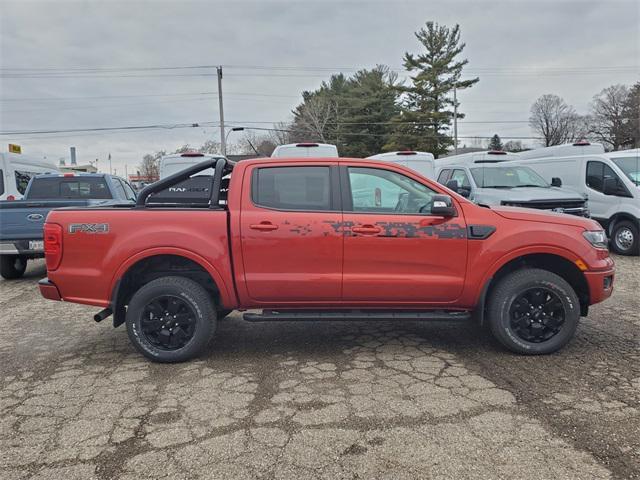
[253,166,331,211]
[437,169,451,184]
[28,177,112,199]
[15,170,37,195]
[110,178,126,199]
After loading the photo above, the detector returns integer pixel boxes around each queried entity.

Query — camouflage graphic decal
[323,220,467,239]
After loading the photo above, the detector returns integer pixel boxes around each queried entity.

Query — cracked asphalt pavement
[0,256,638,479]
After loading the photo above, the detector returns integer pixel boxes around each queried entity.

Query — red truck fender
[109,247,236,310]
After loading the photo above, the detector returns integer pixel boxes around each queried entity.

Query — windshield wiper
[485,185,513,189]
[513,184,548,188]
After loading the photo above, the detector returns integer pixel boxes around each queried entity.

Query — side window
[437,169,451,184]
[450,169,471,188]
[586,161,604,191]
[347,167,437,215]
[253,166,332,211]
[15,170,36,195]
[122,180,137,201]
[0,169,4,196]
[111,178,127,199]
[587,161,625,195]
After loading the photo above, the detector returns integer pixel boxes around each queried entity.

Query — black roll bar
[135,157,235,208]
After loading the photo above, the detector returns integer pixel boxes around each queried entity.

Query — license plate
[29,240,44,251]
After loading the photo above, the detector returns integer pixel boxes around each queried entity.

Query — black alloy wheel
[509,287,565,343]
[140,295,198,350]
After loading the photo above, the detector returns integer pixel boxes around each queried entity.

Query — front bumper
[39,278,62,301]
[584,267,615,305]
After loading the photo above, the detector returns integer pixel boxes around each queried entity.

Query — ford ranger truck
[39,157,615,362]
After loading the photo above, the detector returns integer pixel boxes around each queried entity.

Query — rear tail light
[44,223,63,271]
[296,143,319,147]
[573,140,590,146]
[487,150,507,155]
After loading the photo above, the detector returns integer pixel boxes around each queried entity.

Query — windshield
[470,166,549,188]
[612,157,640,185]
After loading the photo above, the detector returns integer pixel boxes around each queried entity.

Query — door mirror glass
[551,177,562,187]
[430,194,456,217]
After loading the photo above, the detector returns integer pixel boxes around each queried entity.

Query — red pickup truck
[39,156,615,362]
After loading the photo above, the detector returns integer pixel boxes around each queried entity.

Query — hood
[491,206,601,229]
[479,186,584,202]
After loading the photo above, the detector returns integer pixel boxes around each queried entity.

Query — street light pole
[217,66,226,156]
[453,86,458,155]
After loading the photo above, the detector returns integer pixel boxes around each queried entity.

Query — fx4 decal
[69,223,109,234]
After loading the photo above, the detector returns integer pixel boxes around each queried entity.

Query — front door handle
[351,224,381,235]
[249,222,279,231]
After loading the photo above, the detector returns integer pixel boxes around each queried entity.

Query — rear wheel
[0,255,27,280]
[126,276,216,362]
[487,268,580,355]
[610,220,639,256]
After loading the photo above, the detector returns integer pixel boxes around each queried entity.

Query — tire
[125,276,216,363]
[487,268,580,355]
[610,220,639,256]
[0,255,27,280]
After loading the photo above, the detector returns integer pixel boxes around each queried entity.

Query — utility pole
[125,164,128,180]
[453,86,458,155]
[217,66,226,156]
[108,153,112,175]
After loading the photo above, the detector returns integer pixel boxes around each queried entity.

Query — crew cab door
[341,165,468,304]
[239,163,343,303]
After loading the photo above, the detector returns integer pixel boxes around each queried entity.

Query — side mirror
[551,177,562,187]
[446,179,459,191]
[431,194,456,217]
[446,179,471,198]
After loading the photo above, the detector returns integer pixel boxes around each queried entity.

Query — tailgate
[0,201,87,241]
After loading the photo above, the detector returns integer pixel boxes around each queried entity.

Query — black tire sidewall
[126,276,216,362]
[611,220,639,256]
[489,269,580,355]
[0,255,27,279]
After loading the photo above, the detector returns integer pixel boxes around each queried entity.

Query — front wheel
[487,268,580,355]
[126,276,216,362]
[0,255,27,280]
[610,220,639,256]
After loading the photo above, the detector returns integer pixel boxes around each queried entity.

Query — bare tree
[529,94,584,146]
[200,140,221,154]
[588,84,631,151]
[291,95,336,142]
[138,152,163,180]
[504,140,525,152]
[269,121,293,145]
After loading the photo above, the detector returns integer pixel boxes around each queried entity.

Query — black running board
[243,310,471,322]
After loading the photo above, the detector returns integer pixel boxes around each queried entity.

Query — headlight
[582,230,608,249]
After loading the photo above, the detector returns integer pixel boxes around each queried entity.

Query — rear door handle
[351,224,381,235]
[249,222,279,231]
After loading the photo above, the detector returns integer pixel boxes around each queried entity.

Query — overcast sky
[1,0,638,175]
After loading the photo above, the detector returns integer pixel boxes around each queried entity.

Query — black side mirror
[431,194,456,217]
[551,177,562,187]
[446,179,471,198]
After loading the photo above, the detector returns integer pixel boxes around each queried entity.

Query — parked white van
[507,143,639,255]
[516,141,605,160]
[271,143,339,158]
[367,151,436,179]
[0,152,60,201]
[436,150,519,168]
